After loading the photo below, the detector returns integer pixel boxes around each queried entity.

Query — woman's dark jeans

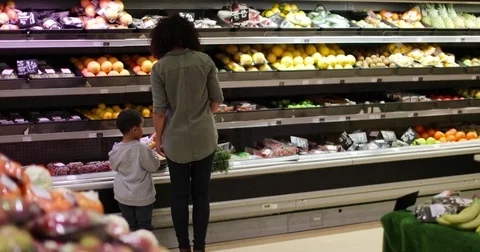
[167,152,214,250]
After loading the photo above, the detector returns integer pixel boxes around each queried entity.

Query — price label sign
[400,127,417,145]
[349,132,368,144]
[290,136,309,150]
[337,131,354,151]
[231,8,249,23]
[381,130,397,143]
[16,59,39,76]
[179,12,195,23]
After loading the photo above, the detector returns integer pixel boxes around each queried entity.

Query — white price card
[88,133,97,138]
[100,89,109,94]
[231,161,241,166]
[1,69,13,75]
[315,79,324,85]
[61,68,72,74]
[45,69,55,74]
[22,136,32,142]
[302,80,310,85]
[140,86,150,92]
[66,175,77,180]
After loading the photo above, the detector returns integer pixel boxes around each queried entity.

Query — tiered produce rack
[4,0,480,248]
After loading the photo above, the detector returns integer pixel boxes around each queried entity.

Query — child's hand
[156,141,165,157]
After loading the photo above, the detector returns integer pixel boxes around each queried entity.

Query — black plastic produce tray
[322,104,364,115]
[318,68,359,78]
[431,66,467,75]
[0,123,32,136]
[396,66,433,76]
[0,79,26,90]
[29,119,88,134]
[357,67,397,77]
[435,99,470,109]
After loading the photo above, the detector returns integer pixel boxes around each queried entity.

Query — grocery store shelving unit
[3,0,480,248]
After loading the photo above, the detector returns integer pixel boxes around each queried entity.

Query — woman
[150,14,223,252]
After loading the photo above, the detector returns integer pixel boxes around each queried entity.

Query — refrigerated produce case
[4,0,480,248]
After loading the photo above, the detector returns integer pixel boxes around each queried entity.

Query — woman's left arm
[206,59,224,110]
[151,65,168,156]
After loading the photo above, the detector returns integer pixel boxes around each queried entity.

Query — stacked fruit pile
[387,44,459,68]
[457,88,480,99]
[0,153,166,251]
[74,0,133,29]
[421,4,480,29]
[376,7,424,28]
[266,43,356,70]
[0,1,18,30]
[121,55,156,75]
[461,57,480,67]
[70,55,130,77]
[437,198,480,232]
[413,125,479,145]
[79,103,152,120]
[217,45,271,72]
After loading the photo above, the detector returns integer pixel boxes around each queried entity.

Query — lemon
[225,45,238,55]
[293,56,304,66]
[319,46,330,56]
[264,44,273,49]
[292,50,301,57]
[272,46,283,57]
[267,53,277,64]
[105,107,114,113]
[253,44,263,52]
[301,53,308,58]
[317,58,330,70]
[304,56,314,66]
[336,49,345,55]
[112,105,121,112]
[283,5,292,12]
[98,103,106,110]
[265,10,275,18]
[281,56,293,68]
[305,64,316,70]
[233,52,242,62]
[239,45,251,54]
[295,63,305,70]
[290,4,298,11]
[327,55,337,66]
[286,45,295,52]
[334,64,343,69]
[306,44,317,56]
[282,51,294,59]
[280,12,286,18]
[344,64,353,69]
[279,44,287,50]
[297,10,306,16]
[271,7,280,13]
[312,52,322,63]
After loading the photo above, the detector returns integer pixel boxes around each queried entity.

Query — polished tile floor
[209,222,383,252]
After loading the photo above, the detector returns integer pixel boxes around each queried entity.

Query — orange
[434,131,444,140]
[415,125,424,134]
[446,135,456,142]
[458,138,467,142]
[466,132,476,140]
[427,129,436,137]
[439,137,447,143]
[448,128,458,135]
[455,131,466,141]
[421,132,429,139]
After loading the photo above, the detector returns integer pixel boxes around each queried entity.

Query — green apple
[426,137,436,145]
[416,138,426,145]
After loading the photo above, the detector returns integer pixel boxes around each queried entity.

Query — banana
[443,199,480,224]
[436,216,452,226]
[456,207,480,230]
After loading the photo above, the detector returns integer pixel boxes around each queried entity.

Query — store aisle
[209,222,383,252]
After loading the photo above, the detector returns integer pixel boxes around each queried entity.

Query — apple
[415,138,426,145]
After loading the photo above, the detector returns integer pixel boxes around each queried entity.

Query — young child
[109,109,161,231]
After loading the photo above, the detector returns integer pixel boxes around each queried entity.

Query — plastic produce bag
[0,198,42,225]
[0,225,35,251]
[31,208,103,239]
[24,165,53,190]
[104,214,130,238]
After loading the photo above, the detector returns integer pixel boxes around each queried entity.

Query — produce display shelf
[51,141,480,191]
[1,34,480,49]
[2,106,480,144]
[1,72,479,98]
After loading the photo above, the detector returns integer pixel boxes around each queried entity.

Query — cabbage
[24,165,52,190]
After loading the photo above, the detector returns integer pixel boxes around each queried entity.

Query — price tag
[400,127,417,145]
[231,161,241,166]
[231,9,249,23]
[100,89,109,94]
[316,80,324,85]
[312,117,325,123]
[290,136,309,150]
[1,69,13,76]
[179,12,195,23]
[408,112,419,117]
[140,86,150,92]
[45,69,55,74]
[66,175,77,180]
[416,37,423,42]
[472,75,478,80]
[337,131,354,151]
[16,59,39,76]
[302,80,310,85]
[381,130,397,142]
[349,132,368,144]
[22,136,32,142]
[88,133,97,138]
[61,68,72,74]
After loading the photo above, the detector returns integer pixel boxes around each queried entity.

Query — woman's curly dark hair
[150,14,202,59]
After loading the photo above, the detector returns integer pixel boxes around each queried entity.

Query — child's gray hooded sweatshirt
[109,140,161,206]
